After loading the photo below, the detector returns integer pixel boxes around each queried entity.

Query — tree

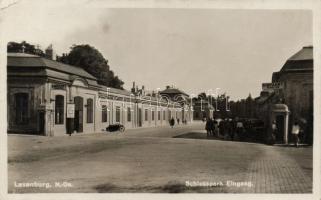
[57,44,124,89]
[7,41,45,57]
[197,92,207,100]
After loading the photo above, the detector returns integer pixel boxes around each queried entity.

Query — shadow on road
[173,131,266,145]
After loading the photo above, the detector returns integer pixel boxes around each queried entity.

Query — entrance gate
[271,104,290,144]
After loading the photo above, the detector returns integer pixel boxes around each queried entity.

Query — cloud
[1,0,108,53]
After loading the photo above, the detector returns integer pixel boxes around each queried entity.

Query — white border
[0,0,320,200]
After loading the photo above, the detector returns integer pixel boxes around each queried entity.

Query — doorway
[74,96,83,133]
[275,115,284,143]
[38,111,45,135]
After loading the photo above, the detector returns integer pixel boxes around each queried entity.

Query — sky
[1,0,312,100]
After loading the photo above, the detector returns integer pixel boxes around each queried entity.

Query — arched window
[163,110,166,120]
[127,107,131,122]
[87,98,93,123]
[55,95,64,124]
[15,93,29,125]
[152,110,155,121]
[102,105,107,122]
[115,106,121,123]
[145,109,148,121]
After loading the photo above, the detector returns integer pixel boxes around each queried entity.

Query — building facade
[7,53,193,136]
[256,46,313,144]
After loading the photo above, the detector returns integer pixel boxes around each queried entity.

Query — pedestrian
[219,119,226,138]
[292,121,300,147]
[170,117,175,128]
[271,120,277,144]
[230,119,236,141]
[236,120,244,140]
[299,118,307,144]
[213,118,218,137]
[225,119,231,140]
[205,118,211,137]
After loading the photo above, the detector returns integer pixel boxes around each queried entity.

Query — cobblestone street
[8,123,312,193]
[232,146,312,193]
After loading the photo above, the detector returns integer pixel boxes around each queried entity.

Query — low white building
[7,53,193,136]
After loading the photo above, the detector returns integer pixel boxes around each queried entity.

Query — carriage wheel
[119,126,125,132]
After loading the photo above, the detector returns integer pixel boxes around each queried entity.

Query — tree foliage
[7,41,45,57]
[57,44,124,89]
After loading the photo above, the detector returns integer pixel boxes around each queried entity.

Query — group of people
[205,118,244,141]
[169,117,188,128]
[204,118,219,137]
[204,116,308,147]
[272,120,302,147]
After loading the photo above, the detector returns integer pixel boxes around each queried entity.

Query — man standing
[236,120,244,140]
[213,118,218,137]
[271,120,277,144]
[205,118,211,137]
[292,121,300,147]
[170,117,175,128]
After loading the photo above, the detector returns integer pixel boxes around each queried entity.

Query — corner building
[7,53,193,136]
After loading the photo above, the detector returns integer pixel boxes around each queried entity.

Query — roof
[7,53,97,80]
[255,91,275,104]
[100,86,133,96]
[280,46,313,72]
[288,46,313,61]
[272,104,289,112]
[160,88,189,97]
[8,53,39,57]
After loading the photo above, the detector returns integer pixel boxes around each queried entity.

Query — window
[127,107,131,122]
[55,95,64,124]
[152,110,155,121]
[102,105,107,122]
[116,106,121,123]
[158,111,161,120]
[145,109,148,121]
[86,98,93,123]
[15,93,29,125]
[163,110,166,120]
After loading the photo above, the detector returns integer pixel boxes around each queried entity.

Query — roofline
[7,55,98,81]
[8,65,98,81]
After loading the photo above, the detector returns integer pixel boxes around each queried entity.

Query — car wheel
[119,126,125,132]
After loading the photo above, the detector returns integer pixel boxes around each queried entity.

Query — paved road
[8,122,312,193]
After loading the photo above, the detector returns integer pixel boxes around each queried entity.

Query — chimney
[166,85,170,89]
[142,86,145,96]
[45,44,56,60]
[131,82,136,93]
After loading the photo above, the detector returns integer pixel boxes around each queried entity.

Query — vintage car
[106,124,125,132]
